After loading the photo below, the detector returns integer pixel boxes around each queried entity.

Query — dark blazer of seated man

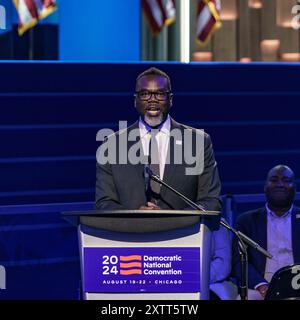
[95,67,222,212]
[232,165,300,300]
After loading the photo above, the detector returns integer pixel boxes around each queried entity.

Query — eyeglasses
[135,90,172,101]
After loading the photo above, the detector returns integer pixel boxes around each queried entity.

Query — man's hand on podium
[139,202,161,210]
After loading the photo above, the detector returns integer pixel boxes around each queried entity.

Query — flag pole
[29,27,34,60]
[179,0,190,63]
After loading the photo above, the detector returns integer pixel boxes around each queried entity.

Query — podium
[63,209,220,300]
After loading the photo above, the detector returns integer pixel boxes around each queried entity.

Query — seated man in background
[232,165,300,300]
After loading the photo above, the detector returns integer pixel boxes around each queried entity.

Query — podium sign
[84,247,200,293]
[62,210,220,299]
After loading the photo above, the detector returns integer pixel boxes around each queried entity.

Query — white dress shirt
[264,204,294,282]
[139,115,170,180]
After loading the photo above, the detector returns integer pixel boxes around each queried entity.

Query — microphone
[145,166,206,211]
[146,166,273,260]
[145,165,158,181]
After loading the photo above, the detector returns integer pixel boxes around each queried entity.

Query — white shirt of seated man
[245,205,294,300]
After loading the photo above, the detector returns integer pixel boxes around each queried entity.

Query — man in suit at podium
[95,67,237,299]
[232,165,300,300]
[95,67,221,212]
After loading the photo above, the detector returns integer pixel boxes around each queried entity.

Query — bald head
[266,165,295,182]
[264,165,296,213]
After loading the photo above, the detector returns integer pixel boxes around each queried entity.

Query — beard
[143,113,164,127]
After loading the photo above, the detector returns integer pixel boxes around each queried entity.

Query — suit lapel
[292,207,300,262]
[255,208,268,271]
[257,208,268,249]
[160,119,183,198]
[125,121,147,201]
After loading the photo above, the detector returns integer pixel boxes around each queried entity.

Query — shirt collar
[139,115,171,138]
[265,203,293,219]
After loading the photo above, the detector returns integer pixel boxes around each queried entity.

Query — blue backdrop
[1,61,300,299]
[1,61,300,205]
[59,0,141,61]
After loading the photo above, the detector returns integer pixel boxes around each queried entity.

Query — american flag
[196,0,222,45]
[13,0,57,35]
[142,0,176,34]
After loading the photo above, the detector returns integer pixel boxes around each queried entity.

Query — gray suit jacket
[210,222,238,300]
[95,118,222,211]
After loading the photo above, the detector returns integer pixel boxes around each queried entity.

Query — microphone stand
[146,167,272,300]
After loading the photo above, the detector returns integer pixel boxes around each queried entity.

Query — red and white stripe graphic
[13,0,57,35]
[142,0,176,34]
[196,0,222,45]
[119,255,143,276]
